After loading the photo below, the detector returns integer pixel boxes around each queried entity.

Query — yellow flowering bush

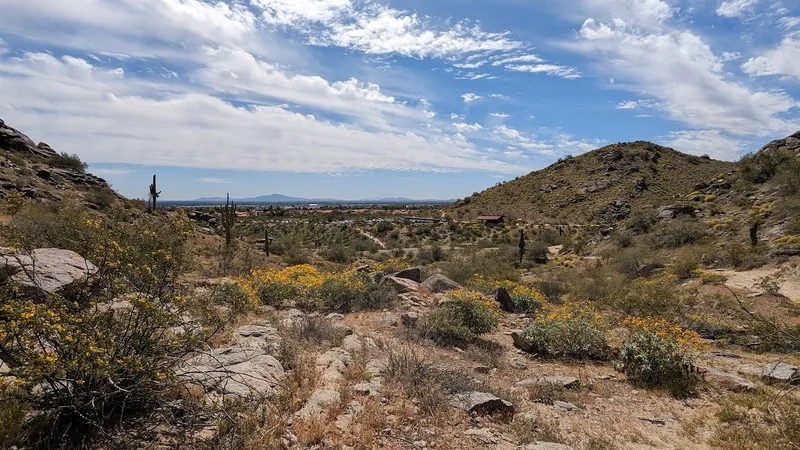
[617,317,705,397]
[243,264,388,311]
[0,206,212,447]
[423,288,500,344]
[466,275,546,313]
[514,304,610,360]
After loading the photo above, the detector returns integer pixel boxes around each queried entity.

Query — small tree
[148,174,161,212]
[221,193,237,247]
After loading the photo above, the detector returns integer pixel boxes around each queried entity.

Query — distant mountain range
[179,194,453,204]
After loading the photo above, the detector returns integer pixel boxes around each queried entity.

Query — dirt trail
[717,264,800,302]
[356,228,386,249]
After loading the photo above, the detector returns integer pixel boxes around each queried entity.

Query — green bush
[422,293,500,344]
[50,152,88,173]
[320,244,355,264]
[515,306,609,360]
[654,218,707,248]
[209,281,257,315]
[617,332,698,398]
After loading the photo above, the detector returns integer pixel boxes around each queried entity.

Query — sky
[0,0,798,201]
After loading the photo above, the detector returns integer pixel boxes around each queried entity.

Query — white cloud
[580,0,674,27]
[450,113,464,120]
[506,64,581,79]
[716,0,760,18]
[616,99,658,109]
[489,112,510,118]
[778,17,800,30]
[462,93,483,103]
[635,114,653,118]
[662,130,746,160]
[493,125,530,142]
[200,177,233,184]
[91,168,133,176]
[741,37,800,80]
[453,122,483,132]
[491,54,544,66]
[453,61,486,69]
[489,93,509,100]
[0,50,525,174]
[721,52,742,62]
[572,18,798,136]
[617,101,639,109]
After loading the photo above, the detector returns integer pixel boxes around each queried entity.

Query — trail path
[356,228,386,249]
[717,264,800,302]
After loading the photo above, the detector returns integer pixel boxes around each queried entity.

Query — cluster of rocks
[0,119,57,159]
[0,247,98,297]
[758,131,800,157]
[656,204,699,220]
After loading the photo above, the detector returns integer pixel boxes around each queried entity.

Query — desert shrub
[84,188,117,210]
[0,210,210,448]
[0,387,27,449]
[627,209,655,234]
[717,242,768,270]
[440,249,521,285]
[375,221,393,234]
[615,275,685,318]
[466,275,545,313]
[696,270,728,285]
[654,218,707,248]
[515,305,609,360]
[617,317,704,397]
[669,247,704,279]
[422,289,500,344]
[276,236,310,265]
[612,246,664,280]
[320,244,355,264]
[416,244,446,264]
[525,240,550,265]
[209,281,258,316]
[613,230,634,248]
[50,152,88,173]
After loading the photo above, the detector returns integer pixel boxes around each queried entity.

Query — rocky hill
[448,141,737,224]
[0,119,123,209]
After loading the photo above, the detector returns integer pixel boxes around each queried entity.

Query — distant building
[476,215,505,224]
[404,217,443,224]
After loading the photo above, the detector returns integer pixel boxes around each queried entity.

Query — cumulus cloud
[489,112,510,118]
[462,93,483,103]
[742,37,800,80]
[453,122,483,132]
[663,130,747,160]
[571,18,798,136]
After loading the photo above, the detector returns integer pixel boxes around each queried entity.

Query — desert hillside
[0,120,798,450]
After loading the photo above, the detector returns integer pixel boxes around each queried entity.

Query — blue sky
[0,0,798,200]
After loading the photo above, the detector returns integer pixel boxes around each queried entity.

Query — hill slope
[448,141,736,224]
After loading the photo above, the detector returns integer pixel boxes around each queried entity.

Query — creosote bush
[421,288,500,344]
[515,305,610,360]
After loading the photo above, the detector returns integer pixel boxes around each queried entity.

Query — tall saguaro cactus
[264,227,270,256]
[518,229,526,265]
[221,193,237,247]
[148,174,161,212]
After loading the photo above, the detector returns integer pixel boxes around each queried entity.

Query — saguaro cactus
[264,227,270,256]
[518,229,526,265]
[221,193,237,247]
[148,174,161,212]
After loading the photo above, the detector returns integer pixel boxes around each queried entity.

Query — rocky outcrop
[702,367,756,392]
[656,204,698,220]
[449,391,514,415]
[178,346,284,398]
[379,276,421,294]
[421,274,461,293]
[758,131,800,156]
[0,248,97,296]
[763,362,799,384]
[496,287,514,312]
[0,119,57,159]
[394,266,422,283]
[515,376,580,389]
[601,199,631,222]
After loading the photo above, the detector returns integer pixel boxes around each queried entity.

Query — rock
[353,382,381,396]
[495,287,514,312]
[464,428,497,445]
[356,264,371,273]
[513,412,538,427]
[316,347,352,384]
[515,376,580,389]
[639,414,674,426]
[656,204,698,220]
[524,443,573,450]
[511,330,533,353]
[706,351,742,359]
[0,248,98,296]
[326,313,345,320]
[735,364,765,378]
[36,169,52,180]
[579,181,609,194]
[342,334,363,353]
[702,367,756,392]
[420,274,462,293]
[380,276,420,294]
[552,401,577,412]
[474,365,492,374]
[178,347,284,398]
[763,362,799,384]
[394,267,422,283]
[295,389,341,421]
[95,298,134,314]
[400,311,419,328]
[634,177,648,191]
[602,199,631,222]
[449,391,514,415]
[234,325,281,353]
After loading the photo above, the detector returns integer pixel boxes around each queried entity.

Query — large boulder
[421,274,462,293]
[449,391,514,415]
[0,248,98,296]
[763,362,799,384]
[233,325,281,353]
[379,276,420,294]
[656,204,698,220]
[702,367,756,392]
[496,287,514,312]
[394,266,422,283]
[177,346,284,398]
